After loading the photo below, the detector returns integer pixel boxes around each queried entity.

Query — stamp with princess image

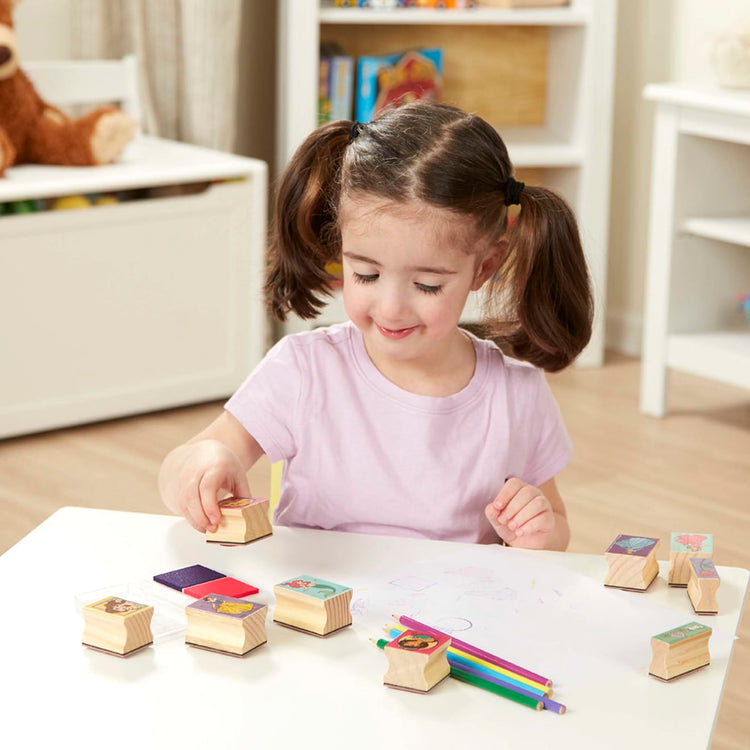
[86,596,151,617]
[187,595,266,619]
[388,629,449,655]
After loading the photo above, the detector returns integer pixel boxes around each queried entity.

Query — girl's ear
[471,240,507,291]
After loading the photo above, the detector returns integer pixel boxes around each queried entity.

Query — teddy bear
[0,0,136,177]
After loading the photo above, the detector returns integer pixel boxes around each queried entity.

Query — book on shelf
[319,53,355,124]
[355,47,442,123]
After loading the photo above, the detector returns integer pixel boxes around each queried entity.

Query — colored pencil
[385,626,549,697]
[370,639,544,712]
[451,662,566,714]
[393,614,552,687]
[450,669,544,710]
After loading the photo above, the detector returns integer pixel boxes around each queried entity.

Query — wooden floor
[1,352,748,748]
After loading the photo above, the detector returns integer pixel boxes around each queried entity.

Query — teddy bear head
[0,0,20,81]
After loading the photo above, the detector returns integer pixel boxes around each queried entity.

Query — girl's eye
[353,272,378,284]
[415,283,442,295]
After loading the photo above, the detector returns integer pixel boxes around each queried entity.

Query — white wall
[606,0,750,356]
[14,0,73,59]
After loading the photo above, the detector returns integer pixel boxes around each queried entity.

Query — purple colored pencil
[394,614,552,688]
[453,662,566,714]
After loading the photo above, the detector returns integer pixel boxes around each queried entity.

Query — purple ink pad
[153,564,224,592]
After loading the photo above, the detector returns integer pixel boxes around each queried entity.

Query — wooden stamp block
[82,596,154,657]
[383,629,451,693]
[273,575,352,636]
[186,595,267,656]
[687,557,720,615]
[649,621,712,681]
[604,534,660,591]
[669,532,713,586]
[206,497,273,545]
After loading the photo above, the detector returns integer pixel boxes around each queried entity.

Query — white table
[640,82,750,416]
[1,508,746,750]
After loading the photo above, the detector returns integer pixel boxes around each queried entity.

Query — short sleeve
[510,366,572,487]
[224,336,305,462]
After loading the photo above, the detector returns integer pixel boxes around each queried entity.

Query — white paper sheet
[350,546,734,694]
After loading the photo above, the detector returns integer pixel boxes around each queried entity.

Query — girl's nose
[376,284,408,323]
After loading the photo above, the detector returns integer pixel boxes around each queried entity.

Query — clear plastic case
[74,579,188,643]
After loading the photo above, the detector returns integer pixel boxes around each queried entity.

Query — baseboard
[605,309,643,357]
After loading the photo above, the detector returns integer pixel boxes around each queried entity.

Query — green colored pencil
[450,668,544,710]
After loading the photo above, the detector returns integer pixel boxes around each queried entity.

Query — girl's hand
[164,439,251,534]
[484,477,569,551]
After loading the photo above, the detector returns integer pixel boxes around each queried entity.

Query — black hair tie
[504,177,525,206]
[349,121,362,143]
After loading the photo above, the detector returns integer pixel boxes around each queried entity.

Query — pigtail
[265,120,352,321]
[486,186,593,372]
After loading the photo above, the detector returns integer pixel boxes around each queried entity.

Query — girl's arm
[484,476,570,551]
[158,411,266,534]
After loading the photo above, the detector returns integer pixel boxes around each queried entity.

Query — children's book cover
[355,47,442,122]
[188,595,266,619]
[277,575,351,599]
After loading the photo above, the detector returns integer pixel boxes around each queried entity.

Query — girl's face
[340,196,497,377]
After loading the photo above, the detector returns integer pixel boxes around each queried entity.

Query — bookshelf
[276,0,617,367]
[640,83,750,416]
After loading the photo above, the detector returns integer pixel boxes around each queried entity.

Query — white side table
[640,82,750,416]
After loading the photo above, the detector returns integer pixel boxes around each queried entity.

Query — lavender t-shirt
[225,322,572,544]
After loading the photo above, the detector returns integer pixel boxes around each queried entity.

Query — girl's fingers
[484,503,517,544]
[198,470,230,531]
[506,494,549,531]
[492,477,524,511]
[498,484,540,526]
[514,510,554,538]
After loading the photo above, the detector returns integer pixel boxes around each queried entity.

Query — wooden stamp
[273,575,352,636]
[82,596,154,657]
[669,532,713,586]
[383,629,451,693]
[687,557,720,615]
[604,534,660,591]
[206,497,273,545]
[185,595,267,657]
[649,621,712,681]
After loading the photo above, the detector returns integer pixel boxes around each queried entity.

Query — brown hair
[265,102,592,371]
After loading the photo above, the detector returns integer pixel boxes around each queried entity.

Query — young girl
[159,102,592,551]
